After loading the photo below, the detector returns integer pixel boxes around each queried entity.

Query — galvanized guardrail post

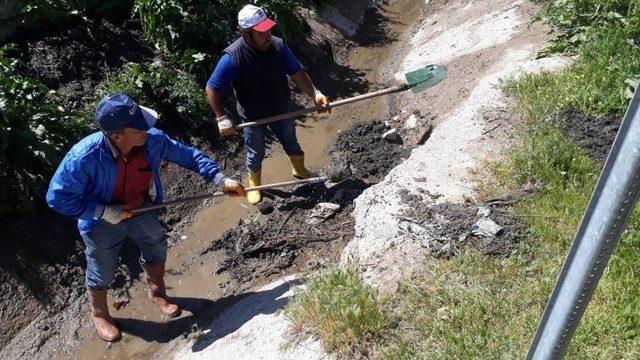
[526,81,640,359]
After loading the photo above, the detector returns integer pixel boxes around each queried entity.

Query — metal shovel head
[405,64,448,93]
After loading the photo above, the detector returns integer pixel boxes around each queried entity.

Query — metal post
[527,81,640,359]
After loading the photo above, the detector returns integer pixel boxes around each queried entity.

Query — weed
[283,267,391,358]
[96,62,212,138]
[0,44,87,216]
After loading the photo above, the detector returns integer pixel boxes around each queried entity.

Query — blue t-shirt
[207,44,303,93]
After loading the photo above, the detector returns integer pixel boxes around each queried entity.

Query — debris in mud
[557,109,621,164]
[203,181,363,285]
[256,199,274,215]
[306,203,341,225]
[381,128,400,142]
[400,200,528,257]
[328,119,411,181]
[112,299,130,311]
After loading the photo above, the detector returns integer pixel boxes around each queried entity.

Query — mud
[402,200,528,257]
[20,18,154,109]
[200,117,409,286]
[328,119,411,182]
[558,109,621,164]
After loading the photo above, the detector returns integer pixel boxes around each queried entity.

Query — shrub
[133,0,312,82]
[0,44,87,216]
[7,0,133,25]
[97,62,212,137]
[538,0,640,55]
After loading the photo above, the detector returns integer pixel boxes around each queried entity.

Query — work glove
[216,115,236,137]
[221,178,246,197]
[101,204,132,224]
[314,90,331,114]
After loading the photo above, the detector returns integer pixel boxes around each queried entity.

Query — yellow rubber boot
[247,171,262,204]
[289,154,317,179]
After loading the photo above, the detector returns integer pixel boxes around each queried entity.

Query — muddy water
[73,0,425,358]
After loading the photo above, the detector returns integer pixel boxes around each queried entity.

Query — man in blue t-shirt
[205,4,330,205]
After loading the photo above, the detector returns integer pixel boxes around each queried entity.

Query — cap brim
[129,105,158,131]
[252,18,276,32]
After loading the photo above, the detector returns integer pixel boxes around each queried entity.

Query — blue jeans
[243,119,303,173]
[81,212,167,290]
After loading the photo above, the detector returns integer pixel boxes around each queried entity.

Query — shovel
[236,64,448,130]
[131,176,329,215]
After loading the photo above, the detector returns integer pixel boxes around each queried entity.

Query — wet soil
[401,199,529,257]
[557,109,621,164]
[18,18,154,109]
[329,120,411,182]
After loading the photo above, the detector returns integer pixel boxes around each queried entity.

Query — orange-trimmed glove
[217,115,236,137]
[314,90,331,114]
[221,178,246,197]
[101,204,132,224]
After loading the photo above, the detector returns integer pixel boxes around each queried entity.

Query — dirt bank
[341,0,570,291]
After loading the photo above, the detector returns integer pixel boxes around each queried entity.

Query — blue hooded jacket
[46,128,225,234]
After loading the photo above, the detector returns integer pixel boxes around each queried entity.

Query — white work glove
[216,115,236,137]
[314,90,331,114]
[221,178,246,197]
[101,204,132,224]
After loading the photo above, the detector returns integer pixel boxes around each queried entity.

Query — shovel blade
[405,65,448,93]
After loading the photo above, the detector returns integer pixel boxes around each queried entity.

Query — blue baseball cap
[95,94,158,132]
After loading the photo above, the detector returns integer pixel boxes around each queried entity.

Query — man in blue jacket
[46,94,245,342]
[205,4,330,205]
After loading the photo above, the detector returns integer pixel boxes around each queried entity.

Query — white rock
[405,114,418,129]
[472,218,503,237]
[306,203,341,225]
[398,220,427,236]
[180,235,188,241]
[381,128,399,142]
[476,206,491,217]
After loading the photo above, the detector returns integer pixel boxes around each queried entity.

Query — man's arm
[155,129,244,196]
[290,70,317,98]
[291,70,331,113]
[206,86,226,119]
[206,54,239,136]
[46,154,102,221]
[283,44,330,113]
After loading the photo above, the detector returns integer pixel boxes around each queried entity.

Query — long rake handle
[131,176,328,215]
[236,83,411,129]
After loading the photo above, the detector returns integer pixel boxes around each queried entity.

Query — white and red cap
[238,4,276,32]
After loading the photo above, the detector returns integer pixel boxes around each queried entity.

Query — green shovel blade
[405,64,448,93]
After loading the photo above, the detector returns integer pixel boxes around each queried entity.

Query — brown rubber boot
[87,287,122,342]
[140,262,181,317]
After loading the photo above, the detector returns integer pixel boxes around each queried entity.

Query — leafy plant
[133,0,313,82]
[0,44,87,216]
[7,0,133,25]
[538,0,640,55]
[97,62,212,137]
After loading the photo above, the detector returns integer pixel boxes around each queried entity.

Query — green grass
[282,267,392,358]
[284,1,640,358]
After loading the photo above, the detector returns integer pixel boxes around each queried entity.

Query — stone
[405,114,418,129]
[306,203,340,225]
[381,128,399,142]
[472,218,503,237]
[476,206,491,217]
